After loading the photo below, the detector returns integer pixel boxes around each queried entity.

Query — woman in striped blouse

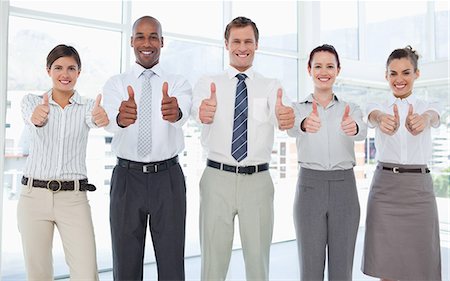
[18,44,109,280]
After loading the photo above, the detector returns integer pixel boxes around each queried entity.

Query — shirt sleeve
[287,102,309,137]
[168,75,192,129]
[103,76,126,133]
[21,94,41,132]
[84,98,98,129]
[348,102,367,141]
[423,100,441,128]
[365,102,383,128]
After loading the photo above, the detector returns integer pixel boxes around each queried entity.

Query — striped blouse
[21,90,97,180]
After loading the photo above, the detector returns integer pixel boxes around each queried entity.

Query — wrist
[300,118,306,132]
[116,113,126,128]
[176,108,183,122]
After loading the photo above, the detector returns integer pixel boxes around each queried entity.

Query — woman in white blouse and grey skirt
[362,46,441,281]
[18,44,109,280]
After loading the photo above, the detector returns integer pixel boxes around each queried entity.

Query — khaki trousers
[17,184,99,281]
[200,167,274,281]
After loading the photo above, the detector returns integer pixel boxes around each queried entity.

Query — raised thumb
[127,86,135,102]
[276,88,283,107]
[312,100,319,116]
[393,104,399,120]
[342,104,350,121]
[210,82,216,101]
[42,93,49,105]
[94,94,102,108]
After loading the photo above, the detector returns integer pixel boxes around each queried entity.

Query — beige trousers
[17,184,99,281]
[200,167,274,281]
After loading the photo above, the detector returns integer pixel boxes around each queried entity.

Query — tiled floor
[78,227,449,281]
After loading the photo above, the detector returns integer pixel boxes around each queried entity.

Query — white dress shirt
[367,94,440,165]
[192,66,288,165]
[288,94,367,170]
[103,63,192,162]
[21,90,97,180]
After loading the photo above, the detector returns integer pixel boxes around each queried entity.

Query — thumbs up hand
[118,85,137,127]
[301,100,321,133]
[341,104,357,136]
[31,93,50,126]
[199,82,217,124]
[377,104,400,135]
[92,94,109,127]
[275,89,295,130]
[405,104,428,135]
[161,82,180,123]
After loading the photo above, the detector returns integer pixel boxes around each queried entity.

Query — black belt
[207,159,269,175]
[21,176,96,192]
[382,166,430,174]
[117,156,179,173]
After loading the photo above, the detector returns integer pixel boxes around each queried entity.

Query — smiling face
[308,51,340,93]
[386,57,419,99]
[131,17,163,69]
[225,25,258,72]
[47,56,80,94]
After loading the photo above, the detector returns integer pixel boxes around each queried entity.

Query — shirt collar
[48,89,85,105]
[387,93,417,107]
[131,62,162,79]
[227,66,255,80]
[300,93,339,104]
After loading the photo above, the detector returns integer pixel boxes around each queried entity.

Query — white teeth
[60,80,70,85]
[318,78,329,82]
[237,54,248,57]
[141,51,152,55]
[395,84,406,89]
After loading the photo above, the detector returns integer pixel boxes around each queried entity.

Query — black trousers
[110,159,186,281]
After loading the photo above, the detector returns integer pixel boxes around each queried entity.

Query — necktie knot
[236,73,247,81]
[142,69,154,80]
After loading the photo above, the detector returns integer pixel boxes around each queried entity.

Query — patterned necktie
[137,69,154,157]
[231,73,248,162]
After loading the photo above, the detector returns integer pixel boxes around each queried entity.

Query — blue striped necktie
[231,73,248,162]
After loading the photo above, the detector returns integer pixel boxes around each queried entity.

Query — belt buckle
[143,164,157,173]
[392,167,400,174]
[47,180,62,193]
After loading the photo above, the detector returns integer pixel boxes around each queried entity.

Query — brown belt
[21,176,96,192]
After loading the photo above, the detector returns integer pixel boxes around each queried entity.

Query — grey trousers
[294,167,360,281]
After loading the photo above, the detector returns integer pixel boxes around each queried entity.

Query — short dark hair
[386,45,419,71]
[308,44,341,69]
[224,16,259,42]
[46,44,81,69]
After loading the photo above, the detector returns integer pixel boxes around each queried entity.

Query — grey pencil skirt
[362,162,441,281]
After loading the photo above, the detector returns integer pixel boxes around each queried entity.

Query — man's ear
[161,36,164,48]
[225,40,229,50]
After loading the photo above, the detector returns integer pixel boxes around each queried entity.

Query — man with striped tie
[192,16,295,281]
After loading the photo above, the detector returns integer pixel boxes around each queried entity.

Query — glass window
[131,1,223,40]
[320,1,359,60]
[161,39,224,86]
[435,1,449,59]
[232,1,297,52]
[10,0,122,23]
[364,2,427,62]
[2,16,122,279]
[253,54,298,101]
